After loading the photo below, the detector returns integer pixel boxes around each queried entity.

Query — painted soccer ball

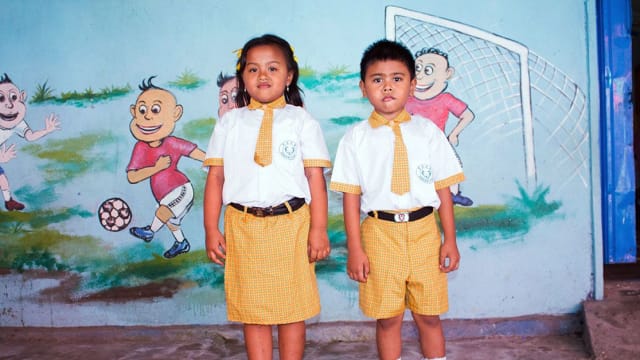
[98,197,132,232]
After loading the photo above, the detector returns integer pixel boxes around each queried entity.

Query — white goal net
[386,6,589,191]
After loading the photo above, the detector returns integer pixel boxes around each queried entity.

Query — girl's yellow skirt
[223,204,320,325]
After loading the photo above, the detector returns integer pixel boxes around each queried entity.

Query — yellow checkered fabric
[248,96,287,167]
[223,204,321,325]
[368,110,411,195]
[359,212,448,319]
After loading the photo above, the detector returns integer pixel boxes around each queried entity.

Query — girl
[203,34,331,360]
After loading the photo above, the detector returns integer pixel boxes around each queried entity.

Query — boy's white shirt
[204,105,330,207]
[330,114,463,213]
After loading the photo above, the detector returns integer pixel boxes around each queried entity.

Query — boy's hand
[347,248,370,283]
[44,113,61,134]
[0,144,16,163]
[439,241,460,273]
[205,230,226,266]
[155,155,171,171]
[308,227,330,263]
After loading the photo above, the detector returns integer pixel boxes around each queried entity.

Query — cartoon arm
[127,155,171,184]
[447,108,474,146]
[188,148,205,162]
[0,144,17,163]
[24,113,61,142]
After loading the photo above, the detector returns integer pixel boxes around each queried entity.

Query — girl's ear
[287,70,294,86]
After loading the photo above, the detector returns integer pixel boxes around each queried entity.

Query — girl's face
[242,44,293,104]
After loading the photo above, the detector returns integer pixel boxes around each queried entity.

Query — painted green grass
[30,82,132,106]
[168,69,206,90]
[177,117,216,144]
[0,180,560,296]
[299,66,359,91]
[22,132,120,186]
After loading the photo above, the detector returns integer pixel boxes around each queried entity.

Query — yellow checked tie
[368,110,411,195]
[248,96,286,167]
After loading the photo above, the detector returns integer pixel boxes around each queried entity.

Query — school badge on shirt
[416,164,434,184]
[279,140,297,160]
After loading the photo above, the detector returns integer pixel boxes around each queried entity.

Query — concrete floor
[1,279,638,360]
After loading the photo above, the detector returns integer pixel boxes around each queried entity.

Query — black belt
[367,206,434,223]
[230,197,305,217]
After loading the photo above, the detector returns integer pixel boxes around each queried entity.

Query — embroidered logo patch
[279,140,297,160]
[416,164,433,183]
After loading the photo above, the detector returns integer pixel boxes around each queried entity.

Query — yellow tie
[248,96,286,167]
[368,110,411,195]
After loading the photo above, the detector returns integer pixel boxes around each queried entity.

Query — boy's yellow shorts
[360,212,448,319]
[223,204,320,325]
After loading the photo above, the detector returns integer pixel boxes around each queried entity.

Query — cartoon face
[359,60,416,120]
[413,52,453,100]
[0,82,27,130]
[242,44,293,104]
[218,77,238,118]
[129,89,183,145]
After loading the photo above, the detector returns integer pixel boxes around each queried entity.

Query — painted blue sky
[2,0,589,95]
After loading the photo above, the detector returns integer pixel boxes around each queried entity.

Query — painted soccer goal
[386,6,589,190]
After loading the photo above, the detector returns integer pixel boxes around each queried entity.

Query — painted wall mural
[0,1,596,326]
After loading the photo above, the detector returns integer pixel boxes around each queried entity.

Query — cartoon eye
[10,93,18,101]
[0,95,5,103]
[220,94,229,105]
[424,66,434,76]
[415,64,423,73]
[138,105,148,114]
[231,88,238,102]
[151,104,161,114]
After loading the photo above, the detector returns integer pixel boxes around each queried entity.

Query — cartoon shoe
[451,192,474,206]
[5,198,25,211]
[164,239,190,259]
[129,226,154,242]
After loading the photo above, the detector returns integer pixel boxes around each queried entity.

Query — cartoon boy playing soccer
[127,76,205,258]
[0,73,61,211]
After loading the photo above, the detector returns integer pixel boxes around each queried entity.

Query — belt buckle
[253,208,267,217]
[393,212,410,223]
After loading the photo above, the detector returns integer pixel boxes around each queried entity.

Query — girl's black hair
[235,34,304,107]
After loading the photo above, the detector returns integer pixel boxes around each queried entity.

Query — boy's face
[414,53,452,100]
[0,82,27,130]
[360,60,416,120]
[218,77,238,118]
[129,89,183,144]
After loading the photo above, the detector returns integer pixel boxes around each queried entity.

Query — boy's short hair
[359,39,415,81]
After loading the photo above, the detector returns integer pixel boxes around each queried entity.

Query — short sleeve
[300,110,331,168]
[203,114,228,168]
[430,129,465,189]
[329,127,362,194]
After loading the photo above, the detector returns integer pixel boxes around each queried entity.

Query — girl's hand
[308,227,330,263]
[205,230,226,265]
[347,247,370,283]
[439,241,460,273]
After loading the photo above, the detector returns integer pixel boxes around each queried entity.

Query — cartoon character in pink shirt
[406,48,475,206]
[127,77,205,258]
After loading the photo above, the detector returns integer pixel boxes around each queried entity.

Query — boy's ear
[359,80,367,98]
[410,78,417,94]
[130,104,136,117]
[173,104,183,121]
[20,91,27,102]
[446,67,455,80]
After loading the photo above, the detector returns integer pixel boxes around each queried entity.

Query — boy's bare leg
[412,313,446,358]
[376,314,403,360]
[277,321,306,360]
[244,324,273,360]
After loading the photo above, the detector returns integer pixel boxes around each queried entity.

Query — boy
[127,76,205,259]
[0,73,61,211]
[330,40,463,360]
